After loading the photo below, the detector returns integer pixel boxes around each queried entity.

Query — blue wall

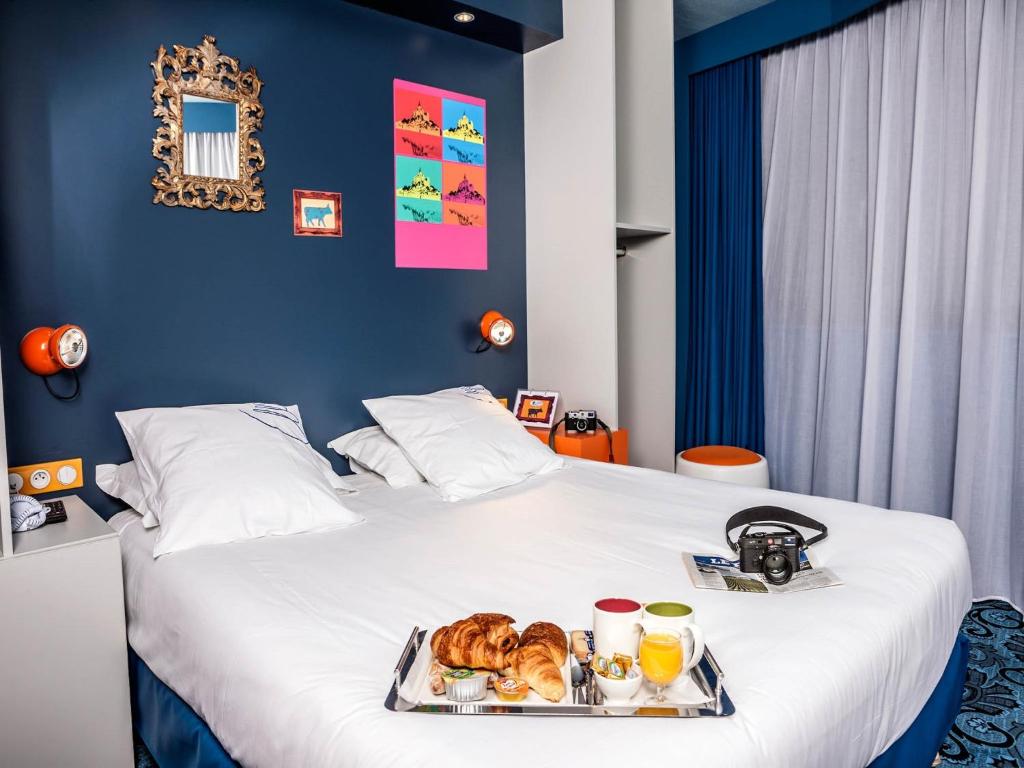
[0,0,527,518]
[674,0,884,452]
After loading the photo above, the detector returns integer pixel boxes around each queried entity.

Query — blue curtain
[682,56,764,454]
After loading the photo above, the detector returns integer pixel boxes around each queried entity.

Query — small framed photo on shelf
[293,189,342,237]
[513,389,559,429]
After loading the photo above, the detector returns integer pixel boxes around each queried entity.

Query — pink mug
[592,598,643,659]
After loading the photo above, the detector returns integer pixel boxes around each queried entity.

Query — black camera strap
[725,506,828,554]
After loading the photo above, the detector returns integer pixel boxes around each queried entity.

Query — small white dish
[594,666,643,704]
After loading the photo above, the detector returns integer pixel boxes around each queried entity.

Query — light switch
[57,464,78,485]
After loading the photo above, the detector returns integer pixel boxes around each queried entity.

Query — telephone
[549,410,615,463]
[10,494,48,532]
[9,494,66,533]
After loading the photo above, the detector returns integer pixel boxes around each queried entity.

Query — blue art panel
[442,99,486,142]
[396,198,441,224]
[443,138,484,166]
[395,155,442,195]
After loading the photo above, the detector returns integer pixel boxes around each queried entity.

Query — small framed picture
[293,189,342,237]
[513,389,559,429]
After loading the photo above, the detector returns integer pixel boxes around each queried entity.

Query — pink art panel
[394,79,487,270]
[395,222,487,270]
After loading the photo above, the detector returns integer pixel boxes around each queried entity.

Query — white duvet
[112,459,972,768]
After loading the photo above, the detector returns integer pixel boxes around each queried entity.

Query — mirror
[151,36,265,212]
[182,95,239,180]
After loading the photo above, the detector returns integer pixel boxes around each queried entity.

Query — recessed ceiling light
[454,11,475,23]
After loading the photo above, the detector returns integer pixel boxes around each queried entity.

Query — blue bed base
[128,649,239,768]
[129,634,969,768]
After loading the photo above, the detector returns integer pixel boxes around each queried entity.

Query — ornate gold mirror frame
[151,35,266,211]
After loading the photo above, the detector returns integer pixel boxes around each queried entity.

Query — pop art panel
[443,138,485,166]
[396,156,442,202]
[442,163,486,205]
[394,79,487,270]
[397,198,442,224]
[394,89,442,136]
[394,131,442,160]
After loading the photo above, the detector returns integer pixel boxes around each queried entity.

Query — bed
[112,458,972,768]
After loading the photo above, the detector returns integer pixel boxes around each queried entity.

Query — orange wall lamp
[20,324,88,401]
[476,310,515,353]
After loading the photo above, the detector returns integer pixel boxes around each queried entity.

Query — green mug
[641,602,705,672]
[645,601,694,619]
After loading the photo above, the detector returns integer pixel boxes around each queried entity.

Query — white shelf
[11,495,117,558]
[616,222,671,239]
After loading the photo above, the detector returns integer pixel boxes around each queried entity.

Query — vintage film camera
[565,409,598,435]
[736,529,803,585]
[548,409,615,462]
[725,506,828,585]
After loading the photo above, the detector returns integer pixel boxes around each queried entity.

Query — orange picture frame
[513,389,559,429]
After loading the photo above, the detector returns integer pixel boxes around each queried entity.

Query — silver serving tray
[385,627,735,718]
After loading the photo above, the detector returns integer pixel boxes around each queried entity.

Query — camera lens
[762,551,793,585]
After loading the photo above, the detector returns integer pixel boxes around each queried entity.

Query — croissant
[431,618,507,670]
[518,622,568,666]
[467,613,520,653]
[504,621,568,702]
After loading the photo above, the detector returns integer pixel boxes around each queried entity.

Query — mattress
[112,459,972,768]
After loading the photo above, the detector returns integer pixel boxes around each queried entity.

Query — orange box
[526,425,629,465]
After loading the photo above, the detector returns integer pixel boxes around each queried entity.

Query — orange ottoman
[675,445,769,488]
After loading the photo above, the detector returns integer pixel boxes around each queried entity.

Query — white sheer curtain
[762,0,1024,606]
[183,131,238,179]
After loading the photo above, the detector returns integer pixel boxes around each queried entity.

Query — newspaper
[682,550,842,594]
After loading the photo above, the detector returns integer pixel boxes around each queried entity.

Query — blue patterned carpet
[941,599,1024,767]
[132,600,1024,768]
[134,738,156,768]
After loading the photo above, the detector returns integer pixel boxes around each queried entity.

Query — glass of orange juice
[639,629,683,703]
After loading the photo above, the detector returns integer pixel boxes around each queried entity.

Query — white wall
[524,0,619,427]
[0,350,11,558]
[614,0,677,470]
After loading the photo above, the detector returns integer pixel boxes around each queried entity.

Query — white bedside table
[0,495,133,768]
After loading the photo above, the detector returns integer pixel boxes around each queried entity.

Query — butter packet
[570,629,595,664]
[611,653,633,675]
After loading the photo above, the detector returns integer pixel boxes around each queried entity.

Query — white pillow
[116,403,362,556]
[327,426,425,488]
[347,457,374,476]
[95,462,159,528]
[362,385,563,501]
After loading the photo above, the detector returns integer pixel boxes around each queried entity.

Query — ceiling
[674,0,777,40]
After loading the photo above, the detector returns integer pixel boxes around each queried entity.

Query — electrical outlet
[7,458,83,496]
